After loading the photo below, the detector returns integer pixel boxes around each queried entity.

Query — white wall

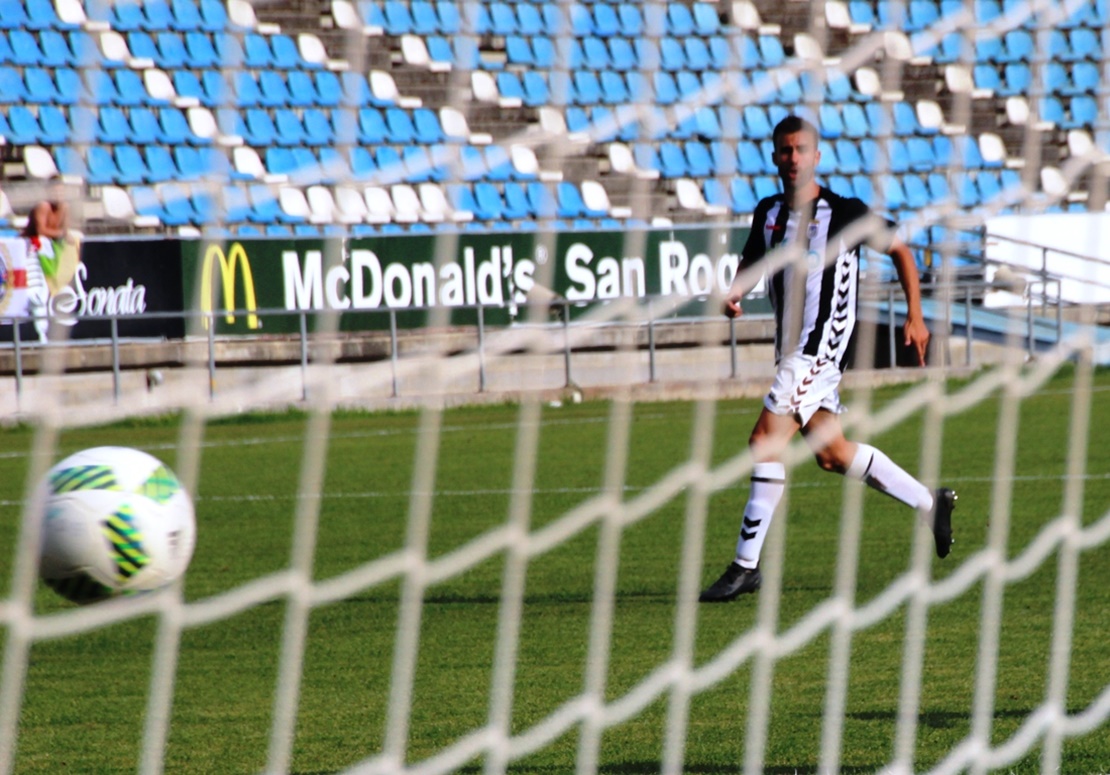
[984,212,1110,306]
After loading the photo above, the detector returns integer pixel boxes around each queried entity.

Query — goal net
[2,0,1110,773]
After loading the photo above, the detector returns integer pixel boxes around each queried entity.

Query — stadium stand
[0,0,1100,249]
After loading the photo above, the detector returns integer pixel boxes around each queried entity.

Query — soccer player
[699,115,956,603]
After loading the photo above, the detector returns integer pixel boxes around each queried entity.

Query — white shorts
[764,353,845,426]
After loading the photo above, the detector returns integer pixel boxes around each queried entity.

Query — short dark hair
[772,115,819,148]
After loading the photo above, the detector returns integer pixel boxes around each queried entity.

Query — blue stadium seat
[86,145,122,185]
[163,182,201,225]
[114,144,150,184]
[710,141,738,176]
[906,137,936,172]
[616,3,643,36]
[903,174,930,209]
[271,35,303,69]
[666,3,695,35]
[657,142,687,177]
[303,108,334,145]
[753,175,779,200]
[593,2,620,36]
[488,1,517,35]
[233,70,263,107]
[434,0,460,32]
[731,178,758,212]
[172,0,204,30]
[9,29,47,67]
[401,145,433,182]
[659,37,686,71]
[685,142,714,177]
[274,108,308,146]
[41,30,79,68]
[516,3,543,35]
[27,0,66,29]
[182,31,218,68]
[156,31,189,68]
[24,67,60,104]
[582,35,611,70]
[357,108,388,144]
[97,106,131,144]
[314,71,342,107]
[994,62,1028,97]
[411,0,440,34]
[473,182,505,220]
[1071,61,1099,95]
[112,0,146,31]
[504,35,533,66]
[742,105,773,140]
[38,105,69,145]
[258,70,292,107]
[6,105,42,144]
[555,181,589,219]
[501,181,531,219]
[143,146,178,182]
[525,182,557,218]
[0,65,31,102]
[243,33,275,69]
[238,108,275,146]
[652,71,678,105]
[212,32,245,67]
[349,146,376,180]
[383,0,413,34]
[736,140,765,175]
[1000,29,1033,64]
[573,70,602,105]
[1068,95,1097,128]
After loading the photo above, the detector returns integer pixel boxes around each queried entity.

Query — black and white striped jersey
[740,186,892,369]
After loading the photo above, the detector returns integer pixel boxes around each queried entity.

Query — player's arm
[889,237,929,366]
[724,209,766,318]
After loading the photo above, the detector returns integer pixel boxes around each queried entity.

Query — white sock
[735,462,786,569]
[847,444,933,511]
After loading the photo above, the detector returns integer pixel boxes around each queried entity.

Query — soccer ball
[38,446,196,605]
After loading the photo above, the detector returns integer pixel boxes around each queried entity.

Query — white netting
[2,0,1110,773]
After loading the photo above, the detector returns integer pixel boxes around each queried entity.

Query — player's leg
[802,409,956,558]
[699,408,797,602]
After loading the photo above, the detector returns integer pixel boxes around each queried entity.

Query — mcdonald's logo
[199,242,260,330]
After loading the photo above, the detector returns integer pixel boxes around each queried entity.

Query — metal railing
[0,276,1081,411]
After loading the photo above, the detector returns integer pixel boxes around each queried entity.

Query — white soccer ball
[38,446,196,605]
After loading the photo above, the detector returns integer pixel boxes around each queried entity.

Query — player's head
[771,115,821,196]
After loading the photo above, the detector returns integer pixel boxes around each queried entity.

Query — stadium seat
[9,29,46,67]
[6,105,42,144]
[525,182,558,218]
[24,67,60,105]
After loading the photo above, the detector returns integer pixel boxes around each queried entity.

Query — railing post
[1027,293,1035,358]
[389,309,399,398]
[562,301,572,389]
[647,302,656,383]
[12,318,22,412]
[207,311,216,400]
[729,315,737,379]
[965,284,973,367]
[477,305,486,393]
[888,286,896,366]
[110,315,121,404]
[299,311,309,402]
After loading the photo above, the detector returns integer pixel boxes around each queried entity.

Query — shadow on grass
[443,761,889,774]
[849,706,1032,729]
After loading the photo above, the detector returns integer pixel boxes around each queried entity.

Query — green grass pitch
[1,366,1108,773]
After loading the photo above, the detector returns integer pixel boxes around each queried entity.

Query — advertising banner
[180,227,756,335]
[0,238,186,342]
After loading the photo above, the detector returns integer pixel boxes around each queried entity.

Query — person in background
[699,115,956,603]
[22,180,78,341]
